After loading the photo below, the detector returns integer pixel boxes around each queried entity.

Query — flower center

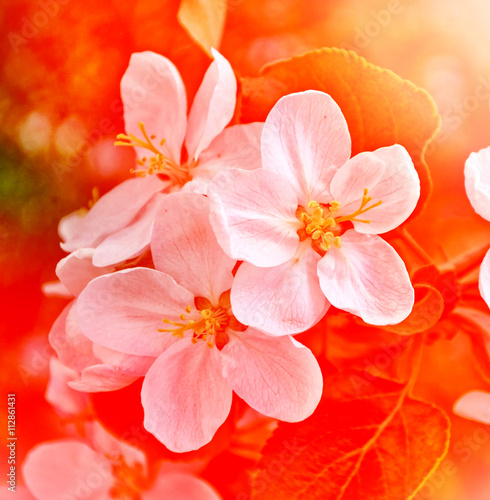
[115,122,194,187]
[159,291,244,349]
[296,189,382,254]
[109,456,150,500]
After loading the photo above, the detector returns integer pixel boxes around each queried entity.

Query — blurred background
[1,0,490,498]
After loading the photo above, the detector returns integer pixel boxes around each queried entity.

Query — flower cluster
[44,50,423,459]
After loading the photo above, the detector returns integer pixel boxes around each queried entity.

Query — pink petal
[42,280,72,298]
[453,390,490,424]
[23,441,113,500]
[92,343,154,376]
[56,248,114,296]
[231,245,329,335]
[69,365,140,392]
[261,90,351,206]
[77,268,194,357]
[480,249,490,308]
[221,331,323,421]
[0,486,35,499]
[92,193,162,267]
[121,51,187,163]
[186,122,264,194]
[58,210,89,247]
[60,176,164,252]
[330,145,420,234]
[69,346,154,392]
[209,168,301,267]
[465,146,490,222]
[144,472,221,500]
[49,302,98,373]
[185,49,237,160]
[318,231,414,325]
[45,357,89,415]
[152,192,235,302]
[141,339,232,452]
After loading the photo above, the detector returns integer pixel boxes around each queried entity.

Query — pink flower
[77,193,323,452]
[465,146,490,307]
[22,424,221,500]
[60,49,262,268]
[49,300,155,393]
[210,90,419,334]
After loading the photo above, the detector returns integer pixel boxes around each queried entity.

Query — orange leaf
[250,375,450,500]
[382,284,444,335]
[177,0,227,56]
[240,48,440,215]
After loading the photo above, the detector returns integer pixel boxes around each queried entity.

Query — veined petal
[56,248,114,296]
[77,268,193,357]
[318,231,414,325]
[69,346,155,393]
[480,249,490,308]
[121,51,187,163]
[23,441,113,500]
[144,472,221,500]
[141,339,232,452]
[92,193,162,267]
[222,331,322,421]
[187,122,264,193]
[92,344,154,377]
[465,146,490,222]
[60,176,164,253]
[209,168,300,267]
[330,145,420,234]
[261,90,351,205]
[152,193,234,303]
[69,365,142,393]
[231,245,328,335]
[185,49,237,160]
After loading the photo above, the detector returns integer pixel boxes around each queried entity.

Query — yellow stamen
[159,304,231,348]
[335,188,383,224]
[115,121,193,186]
[296,188,382,255]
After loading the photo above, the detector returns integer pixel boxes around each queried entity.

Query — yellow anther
[297,189,380,255]
[115,121,192,185]
[159,304,231,347]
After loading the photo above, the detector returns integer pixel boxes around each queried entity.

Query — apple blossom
[22,424,221,500]
[210,90,419,334]
[59,49,262,268]
[464,146,490,307]
[76,193,323,452]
